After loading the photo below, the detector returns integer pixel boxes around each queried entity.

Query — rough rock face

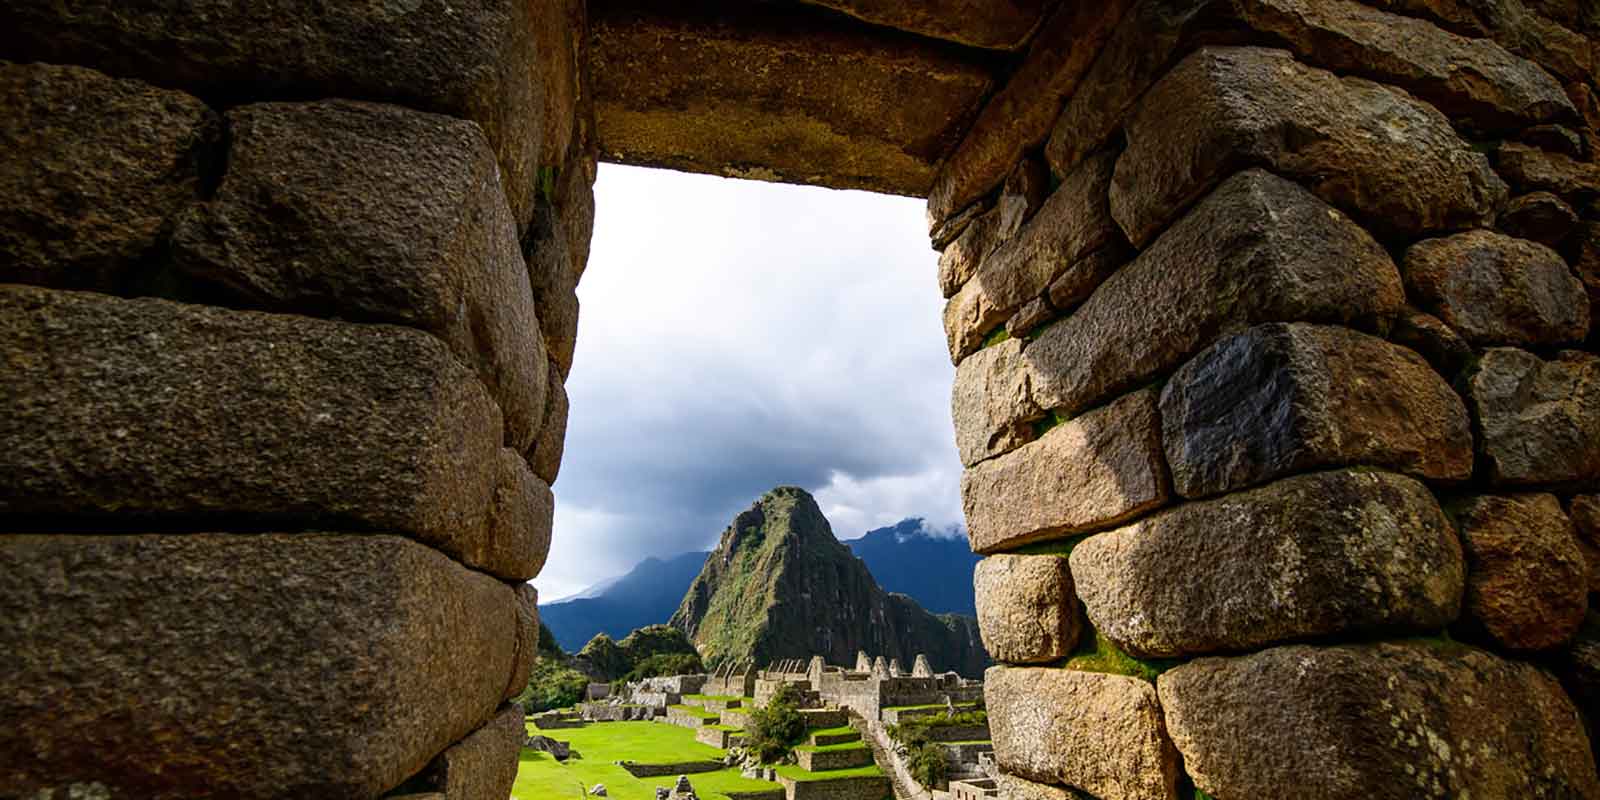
[1026,169,1405,418]
[1390,308,1474,378]
[1558,611,1600,739]
[1500,191,1580,245]
[0,61,216,291]
[1160,324,1473,498]
[986,666,1179,800]
[530,365,570,484]
[962,389,1168,553]
[1465,348,1600,486]
[0,533,519,799]
[1573,495,1600,593]
[1111,46,1506,245]
[952,337,1041,466]
[797,0,1049,50]
[994,773,1091,800]
[669,487,989,675]
[1402,230,1589,346]
[974,555,1080,664]
[1158,642,1600,800]
[419,705,525,800]
[0,285,542,581]
[0,0,560,232]
[1496,141,1600,200]
[1071,470,1464,658]
[173,99,548,451]
[1453,493,1588,651]
[590,1,993,197]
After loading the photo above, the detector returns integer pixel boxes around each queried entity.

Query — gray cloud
[541,165,963,599]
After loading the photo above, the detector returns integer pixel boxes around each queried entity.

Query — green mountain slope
[668,486,989,676]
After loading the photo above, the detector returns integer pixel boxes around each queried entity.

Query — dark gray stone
[1402,229,1588,347]
[1465,348,1600,487]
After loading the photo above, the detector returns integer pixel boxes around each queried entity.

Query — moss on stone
[1064,629,1182,683]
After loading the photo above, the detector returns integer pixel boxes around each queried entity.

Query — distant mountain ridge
[668,486,989,676]
[538,514,980,652]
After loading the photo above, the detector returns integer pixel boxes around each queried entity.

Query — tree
[744,684,807,764]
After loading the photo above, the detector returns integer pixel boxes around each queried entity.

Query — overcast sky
[539,164,964,600]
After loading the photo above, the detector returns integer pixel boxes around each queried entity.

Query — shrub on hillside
[619,652,705,685]
[616,624,698,664]
[745,684,807,764]
[576,633,629,680]
[886,710,987,747]
[515,655,591,713]
[907,742,947,789]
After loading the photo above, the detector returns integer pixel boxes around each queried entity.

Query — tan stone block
[962,389,1168,554]
[975,555,1080,664]
[1453,493,1588,651]
[425,705,525,800]
[529,365,570,484]
[796,0,1049,50]
[1403,229,1589,347]
[951,337,1041,467]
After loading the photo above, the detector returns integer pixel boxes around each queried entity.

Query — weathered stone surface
[1557,611,1600,739]
[1005,297,1055,339]
[1580,221,1600,339]
[1369,0,1596,82]
[943,275,1008,363]
[1391,308,1474,378]
[1573,495,1600,593]
[1229,0,1574,130]
[797,0,1049,50]
[952,337,1042,466]
[1045,246,1127,312]
[529,365,570,484]
[525,202,581,378]
[998,155,1054,238]
[491,451,554,582]
[0,533,519,799]
[1161,324,1472,498]
[925,0,1131,226]
[0,61,216,291]
[592,1,992,197]
[507,584,540,703]
[974,555,1080,664]
[987,666,1179,800]
[937,208,1000,299]
[1072,469,1464,658]
[1158,642,1600,800]
[1496,141,1600,201]
[1112,46,1507,245]
[0,0,551,231]
[1522,123,1586,156]
[1402,229,1589,346]
[425,705,525,800]
[1465,348,1600,486]
[1026,170,1405,418]
[994,772,1093,800]
[0,285,538,579]
[1453,493,1588,651]
[962,389,1169,554]
[173,100,548,452]
[1500,191,1579,245]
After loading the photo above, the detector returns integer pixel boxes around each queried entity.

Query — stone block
[490,451,554,582]
[1499,191,1579,246]
[1390,309,1474,378]
[986,666,1179,800]
[938,208,1001,299]
[1453,493,1588,651]
[529,365,570,484]
[925,0,1132,227]
[1005,297,1055,339]
[1580,221,1600,340]
[1071,470,1464,659]
[0,533,519,799]
[0,0,554,231]
[0,61,216,291]
[1573,495,1600,594]
[424,705,525,800]
[951,337,1041,467]
[1465,348,1600,487]
[1111,46,1506,245]
[591,1,992,197]
[0,285,538,580]
[1557,611,1600,740]
[1402,229,1589,347]
[1160,324,1473,498]
[1495,141,1600,201]
[525,201,581,378]
[1158,642,1600,800]
[962,389,1168,554]
[995,772,1092,800]
[943,275,1008,364]
[1026,169,1404,418]
[173,100,548,452]
[1228,0,1574,130]
[796,0,1049,50]
[974,555,1079,664]
[507,583,540,703]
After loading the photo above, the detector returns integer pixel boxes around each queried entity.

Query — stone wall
[940,1,1600,798]
[0,1,593,797]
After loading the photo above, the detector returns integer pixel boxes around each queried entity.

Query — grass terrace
[514,721,776,800]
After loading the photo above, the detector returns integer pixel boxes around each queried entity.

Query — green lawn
[514,721,779,800]
[682,694,746,703]
[794,742,870,753]
[773,763,886,782]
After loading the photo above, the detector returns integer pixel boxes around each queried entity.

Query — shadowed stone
[975,555,1080,664]
[1499,191,1579,245]
[1158,642,1600,800]
[1112,46,1506,246]
[1160,324,1473,499]
[421,705,525,800]
[1495,141,1600,201]
[1228,0,1574,130]
[1390,309,1474,378]
[1402,230,1589,346]
[962,389,1168,554]
[1026,169,1405,418]
[525,200,581,379]
[507,584,540,703]
[0,533,520,799]
[995,773,1093,800]
[173,100,548,452]
[1071,470,1464,658]
[1581,222,1600,340]
[1465,348,1600,487]
[0,285,540,579]
[938,208,1001,299]
[1573,495,1600,594]
[0,0,553,231]
[530,365,570,484]
[591,1,992,198]
[0,61,217,291]
[1557,612,1600,744]
[952,338,1042,467]
[1453,493,1587,651]
[797,0,1049,50]
[987,666,1179,800]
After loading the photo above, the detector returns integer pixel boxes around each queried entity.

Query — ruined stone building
[2,1,1598,798]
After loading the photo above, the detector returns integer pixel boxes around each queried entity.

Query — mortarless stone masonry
[1,0,1598,796]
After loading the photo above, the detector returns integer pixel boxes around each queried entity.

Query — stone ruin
[1,0,1597,798]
